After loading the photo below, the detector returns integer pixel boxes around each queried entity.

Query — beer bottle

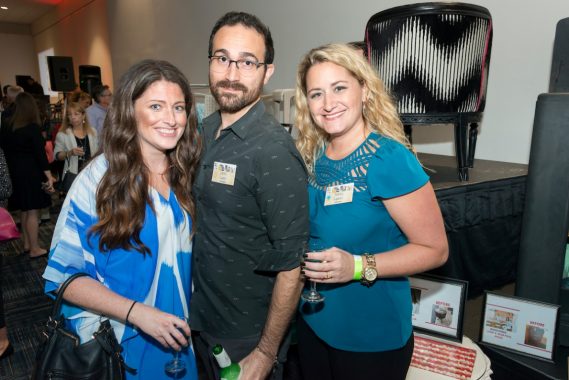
[212,344,241,380]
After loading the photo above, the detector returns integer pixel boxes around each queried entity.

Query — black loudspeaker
[549,18,569,92]
[516,93,569,303]
[47,56,76,92]
[78,65,102,95]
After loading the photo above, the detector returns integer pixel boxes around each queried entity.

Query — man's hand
[238,348,275,380]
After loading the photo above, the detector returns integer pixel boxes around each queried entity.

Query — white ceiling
[0,0,60,24]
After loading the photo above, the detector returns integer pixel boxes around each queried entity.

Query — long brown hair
[10,92,41,129]
[90,59,202,255]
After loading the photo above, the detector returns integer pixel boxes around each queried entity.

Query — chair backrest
[272,89,299,138]
[549,17,569,92]
[365,2,492,115]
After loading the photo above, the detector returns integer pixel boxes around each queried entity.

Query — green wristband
[353,255,363,280]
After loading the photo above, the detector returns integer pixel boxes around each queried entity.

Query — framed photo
[480,292,559,362]
[409,274,468,342]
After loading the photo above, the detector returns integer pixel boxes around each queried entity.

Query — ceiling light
[0,6,8,10]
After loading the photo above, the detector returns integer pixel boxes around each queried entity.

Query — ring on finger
[326,271,331,280]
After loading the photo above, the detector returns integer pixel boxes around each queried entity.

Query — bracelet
[353,255,363,280]
[125,300,137,325]
[256,345,278,365]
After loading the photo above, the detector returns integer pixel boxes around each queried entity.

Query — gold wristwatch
[361,253,378,286]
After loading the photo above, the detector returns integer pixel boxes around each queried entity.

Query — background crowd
[0,10,448,380]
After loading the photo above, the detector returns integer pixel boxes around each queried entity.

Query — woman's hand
[42,171,56,193]
[302,247,356,284]
[127,303,190,351]
[70,147,84,157]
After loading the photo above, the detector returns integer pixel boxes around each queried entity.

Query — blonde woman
[54,102,98,185]
[295,43,448,379]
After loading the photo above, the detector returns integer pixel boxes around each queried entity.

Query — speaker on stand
[47,56,76,92]
[78,65,102,97]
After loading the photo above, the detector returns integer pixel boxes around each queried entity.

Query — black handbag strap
[50,273,90,318]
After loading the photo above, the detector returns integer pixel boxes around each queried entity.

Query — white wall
[0,25,39,91]
[32,0,114,94]
[80,0,569,164]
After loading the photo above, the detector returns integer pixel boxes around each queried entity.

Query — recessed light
[0,6,8,10]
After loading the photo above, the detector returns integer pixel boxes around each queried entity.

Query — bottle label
[213,349,231,368]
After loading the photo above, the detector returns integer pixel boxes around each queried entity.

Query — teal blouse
[300,133,428,352]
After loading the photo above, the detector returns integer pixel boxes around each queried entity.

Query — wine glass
[301,244,327,303]
[164,316,190,378]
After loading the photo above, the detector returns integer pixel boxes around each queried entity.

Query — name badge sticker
[324,183,354,206]
[211,161,237,186]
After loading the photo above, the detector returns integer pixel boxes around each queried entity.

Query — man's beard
[210,79,263,114]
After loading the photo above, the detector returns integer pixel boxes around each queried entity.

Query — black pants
[296,316,414,380]
[192,330,291,380]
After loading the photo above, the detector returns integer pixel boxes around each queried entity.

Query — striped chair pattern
[365,2,493,181]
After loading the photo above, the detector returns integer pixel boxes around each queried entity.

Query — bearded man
[190,11,308,380]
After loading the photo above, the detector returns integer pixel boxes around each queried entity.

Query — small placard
[480,292,559,361]
[324,183,354,206]
[211,161,237,186]
[409,274,468,342]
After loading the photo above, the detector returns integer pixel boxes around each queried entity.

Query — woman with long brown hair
[1,92,55,257]
[43,59,201,379]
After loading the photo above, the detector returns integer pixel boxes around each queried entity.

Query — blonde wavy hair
[295,43,411,174]
[60,102,96,136]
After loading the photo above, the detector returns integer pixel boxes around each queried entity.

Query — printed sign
[480,292,559,361]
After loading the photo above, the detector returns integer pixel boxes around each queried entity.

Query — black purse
[58,158,77,193]
[33,273,134,380]
[60,170,77,193]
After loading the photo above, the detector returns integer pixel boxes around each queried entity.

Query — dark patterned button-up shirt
[191,101,309,338]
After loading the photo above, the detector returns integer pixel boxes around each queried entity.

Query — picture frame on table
[409,274,468,342]
[480,292,559,362]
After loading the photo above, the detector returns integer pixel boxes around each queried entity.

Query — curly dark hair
[208,11,274,64]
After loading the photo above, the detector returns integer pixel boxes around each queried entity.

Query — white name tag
[211,161,237,186]
[324,183,354,206]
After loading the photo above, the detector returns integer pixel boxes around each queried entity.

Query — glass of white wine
[164,316,190,378]
[301,243,327,303]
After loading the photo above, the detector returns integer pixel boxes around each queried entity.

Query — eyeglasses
[208,55,266,74]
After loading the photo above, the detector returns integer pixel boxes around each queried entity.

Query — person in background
[0,84,6,112]
[191,11,308,380]
[54,102,99,190]
[26,77,45,95]
[0,86,23,133]
[86,84,112,136]
[43,59,202,379]
[69,91,92,110]
[1,92,55,258]
[294,43,448,380]
[0,147,13,360]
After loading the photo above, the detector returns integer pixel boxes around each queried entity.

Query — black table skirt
[428,176,527,298]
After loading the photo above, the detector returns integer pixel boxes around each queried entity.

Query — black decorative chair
[365,2,493,181]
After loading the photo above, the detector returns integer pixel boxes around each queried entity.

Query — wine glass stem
[310,280,318,293]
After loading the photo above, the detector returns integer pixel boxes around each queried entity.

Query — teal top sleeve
[367,137,429,199]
